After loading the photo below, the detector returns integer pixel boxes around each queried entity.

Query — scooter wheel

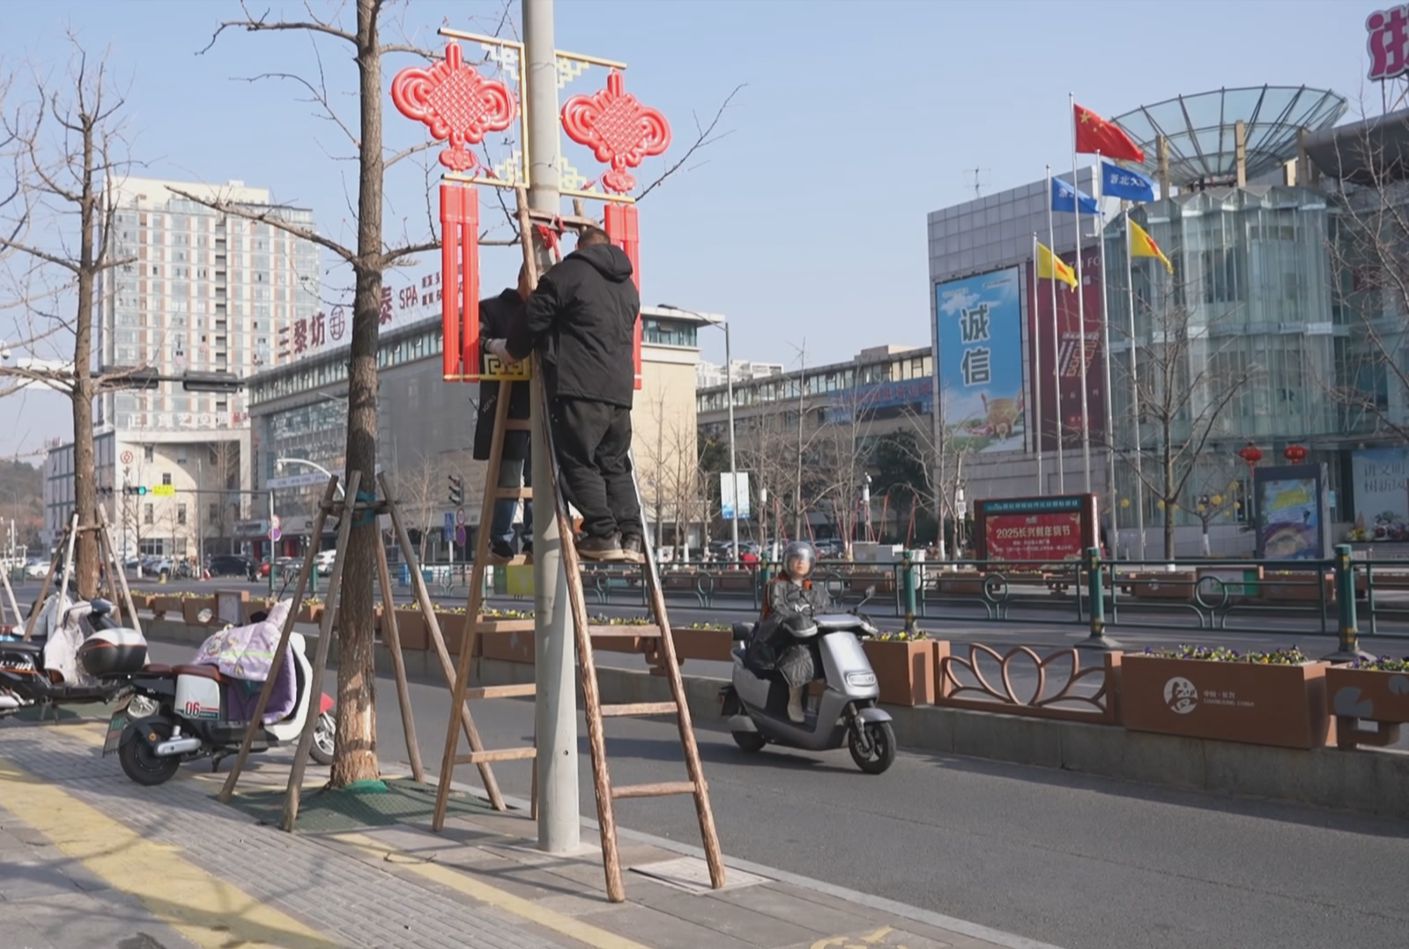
[118,721,180,786]
[848,721,896,775]
[310,711,335,766]
[731,731,766,753]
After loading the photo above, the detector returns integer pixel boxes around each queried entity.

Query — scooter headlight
[845,671,877,688]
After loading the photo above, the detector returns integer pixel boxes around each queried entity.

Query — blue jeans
[490,455,532,550]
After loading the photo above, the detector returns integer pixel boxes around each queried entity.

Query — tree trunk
[329,0,384,787]
[1162,435,1176,562]
[71,114,99,598]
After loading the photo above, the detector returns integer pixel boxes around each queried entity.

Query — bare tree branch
[635,84,744,202]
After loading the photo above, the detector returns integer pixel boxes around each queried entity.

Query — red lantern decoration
[1283,444,1308,464]
[1237,442,1263,471]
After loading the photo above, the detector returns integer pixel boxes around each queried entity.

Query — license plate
[102,701,131,757]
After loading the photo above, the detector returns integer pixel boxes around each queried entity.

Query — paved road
[140,640,1409,949]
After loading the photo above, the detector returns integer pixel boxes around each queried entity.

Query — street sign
[266,472,329,490]
[455,507,466,526]
[270,527,282,542]
[443,512,455,534]
[151,484,176,497]
[455,525,467,545]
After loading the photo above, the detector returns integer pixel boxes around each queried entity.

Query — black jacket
[473,289,531,461]
[506,245,640,408]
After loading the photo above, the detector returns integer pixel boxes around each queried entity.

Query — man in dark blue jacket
[487,228,643,563]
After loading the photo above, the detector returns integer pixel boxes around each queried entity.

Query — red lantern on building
[1283,443,1308,464]
[1237,442,1263,472]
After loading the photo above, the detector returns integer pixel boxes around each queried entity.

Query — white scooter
[720,590,897,774]
[105,631,334,786]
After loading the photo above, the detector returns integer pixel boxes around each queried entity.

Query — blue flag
[1101,160,1156,202]
[1051,177,1098,215]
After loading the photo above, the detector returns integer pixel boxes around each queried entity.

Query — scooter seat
[141,663,173,675]
[172,663,223,682]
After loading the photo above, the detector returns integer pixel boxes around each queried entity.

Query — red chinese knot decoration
[391,42,517,173]
[561,69,670,193]
[1283,443,1308,464]
[1238,442,1263,470]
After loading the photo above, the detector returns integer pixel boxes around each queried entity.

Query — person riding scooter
[748,541,831,723]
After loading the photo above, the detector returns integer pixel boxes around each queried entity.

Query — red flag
[1074,104,1144,162]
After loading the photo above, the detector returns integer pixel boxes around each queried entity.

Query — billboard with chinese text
[279,270,446,361]
[1351,446,1409,541]
[974,494,1097,562]
[1027,245,1106,451]
[935,267,1024,453]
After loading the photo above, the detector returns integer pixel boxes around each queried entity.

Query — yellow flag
[1036,241,1078,290]
[1129,218,1173,274]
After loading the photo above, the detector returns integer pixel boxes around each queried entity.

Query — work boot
[786,685,806,723]
[488,540,514,565]
[618,535,646,565]
[577,535,626,562]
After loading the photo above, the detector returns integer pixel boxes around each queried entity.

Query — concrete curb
[144,617,1409,822]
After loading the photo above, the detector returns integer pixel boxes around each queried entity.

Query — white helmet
[782,541,815,575]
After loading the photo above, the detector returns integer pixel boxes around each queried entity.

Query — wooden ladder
[431,365,541,829]
[430,191,724,903]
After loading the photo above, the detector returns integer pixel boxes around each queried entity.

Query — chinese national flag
[1074,104,1144,162]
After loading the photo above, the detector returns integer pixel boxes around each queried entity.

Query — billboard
[1027,245,1106,451]
[1254,464,1331,560]
[974,494,1098,562]
[935,267,1025,453]
[1351,446,1409,541]
[721,472,752,521]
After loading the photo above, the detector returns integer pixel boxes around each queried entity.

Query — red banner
[985,511,1084,561]
[1027,244,1106,451]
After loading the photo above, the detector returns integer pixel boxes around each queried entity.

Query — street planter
[1259,571,1334,604]
[1326,661,1409,749]
[384,608,427,652]
[421,611,458,654]
[297,602,325,625]
[1124,571,1196,602]
[181,596,217,626]
[1121,649,1333,749]
[149,594,183,620]
[861,637,938,707]
[481,629,535,664]
[936,574,985,596]
[671,627,732,662]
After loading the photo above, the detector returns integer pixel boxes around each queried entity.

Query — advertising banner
[1351,446,1409,541]
[1026,245,1106,450]
[974,494,1098,562]
[721,472,752,521]
[1254,464,1330,560]
[935,267,1025,453]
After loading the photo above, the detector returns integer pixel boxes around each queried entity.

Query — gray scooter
[720,590,896,774]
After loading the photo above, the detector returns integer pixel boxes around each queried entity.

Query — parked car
[24,558,49,579]
[314,549,336,576]
[207,554,255,579]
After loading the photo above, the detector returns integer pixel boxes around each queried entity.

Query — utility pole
[525,0,578,855]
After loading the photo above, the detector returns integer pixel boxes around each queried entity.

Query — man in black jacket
[473,266,532,564]
[486,228,642,563]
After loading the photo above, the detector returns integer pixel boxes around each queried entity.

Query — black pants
[550,396,642,541]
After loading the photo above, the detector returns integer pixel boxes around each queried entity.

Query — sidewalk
[0,713,1058,949]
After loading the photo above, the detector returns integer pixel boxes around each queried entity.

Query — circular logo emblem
[120,450,134,465]
[1164,676,1198,715]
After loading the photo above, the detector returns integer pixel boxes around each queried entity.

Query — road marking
[334,831,651,949]
[0,752,338,949]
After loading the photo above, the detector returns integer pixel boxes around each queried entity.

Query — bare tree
[1118,282,1256,560]
[398,450,442,565]
[209,440,241,554]
[806,386,879,559]
[0,41,151,597]
[898,406,969,557]
[1325,110,1409,441]
[188,0,446,784]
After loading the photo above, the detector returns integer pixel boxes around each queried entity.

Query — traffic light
[123,485,149,497]
[448,474,464,506]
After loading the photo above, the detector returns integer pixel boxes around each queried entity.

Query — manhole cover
[630,856,767,894]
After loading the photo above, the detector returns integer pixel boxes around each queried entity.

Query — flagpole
[1032,231,1044,493]
[1046,164,1064,493]
[1070,92,1093,495]
[1095,155,1119,560]
[1125,205,1147,560]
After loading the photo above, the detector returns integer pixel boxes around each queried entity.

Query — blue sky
[0,0,1374,457]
